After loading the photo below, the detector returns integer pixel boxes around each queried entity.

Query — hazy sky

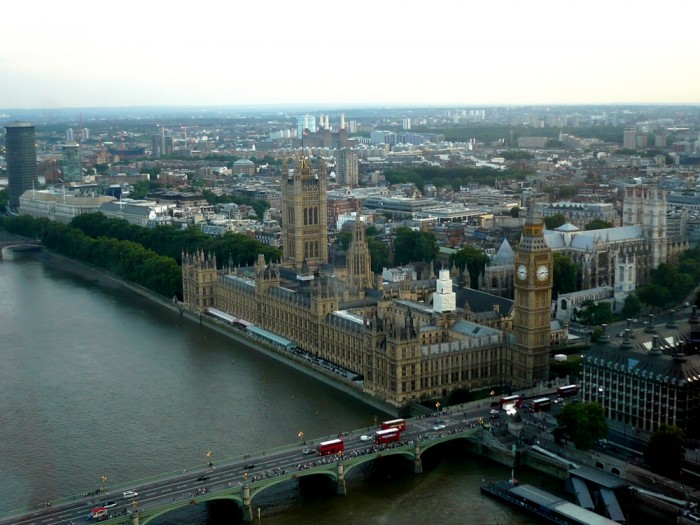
[2,0,698,109]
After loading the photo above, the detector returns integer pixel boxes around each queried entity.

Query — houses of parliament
[182,157,552,407]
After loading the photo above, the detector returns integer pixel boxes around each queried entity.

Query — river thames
[0,253,549,524]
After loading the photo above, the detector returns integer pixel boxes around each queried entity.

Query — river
[0,252,552,524]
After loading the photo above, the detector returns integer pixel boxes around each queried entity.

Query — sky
[2,0,699,110]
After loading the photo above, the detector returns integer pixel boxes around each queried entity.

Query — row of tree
[66,213,281,268]
[0,215,182,298]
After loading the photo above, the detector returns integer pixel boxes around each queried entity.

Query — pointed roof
[491,238,515,265]
[555,222,580,232]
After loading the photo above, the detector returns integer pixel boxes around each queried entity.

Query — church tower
[281,157,329,274]
[346,213,374,297]
[512,199,553,388]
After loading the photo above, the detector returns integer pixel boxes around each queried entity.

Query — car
[433,424,446,431]
[360,434,372,442]
[302,446,313,454]
[102,501,117,509]
[122,490,138,499]
[197,475,209,481]
[489,409,500,416]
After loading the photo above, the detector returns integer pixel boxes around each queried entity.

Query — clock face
[536,264,549,281]
[517,264,527,280]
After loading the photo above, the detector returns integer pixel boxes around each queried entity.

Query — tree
[393,227,439,265]
[552,253,577,297]
[584,219,613,230]
[333,231,352,251]
[367,237,392,274]
[577,300,613,325]
[645,425,686,478]
[0,188,8,212]
[449,245,489,288]
[637,283,671,311]
[621,294,643,318]
[555,187,577,200]
[544,213,566,230]
[553,402,608,450]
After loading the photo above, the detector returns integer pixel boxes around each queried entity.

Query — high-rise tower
[336,149,358,187]
[281,157,328,274]
[512,198,553,388]
[62,143,82,182]
[4,121,38,209]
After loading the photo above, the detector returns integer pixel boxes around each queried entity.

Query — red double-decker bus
[318,438,344,456]
[532,397,552,411]
[375,428,401,444]
[499,394,523,408]
[557,385,579,398]
[380,418,407,432]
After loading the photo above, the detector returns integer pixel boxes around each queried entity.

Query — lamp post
[100,475,107,494]
[298,431,305,445]
[435,401,441,414]
[207,450,213,468]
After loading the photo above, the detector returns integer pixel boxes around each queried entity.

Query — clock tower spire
[512,196,552,388]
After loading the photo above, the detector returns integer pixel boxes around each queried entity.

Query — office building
[5,121,38,209]
[623,127,637,149]
[62,143,82,182]
[582,311,700,438]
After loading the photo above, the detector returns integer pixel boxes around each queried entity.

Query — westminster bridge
[0,413,491,525]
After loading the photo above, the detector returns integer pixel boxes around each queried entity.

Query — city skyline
[3,0,699,110]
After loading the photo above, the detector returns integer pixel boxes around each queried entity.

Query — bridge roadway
[0,410,487,525]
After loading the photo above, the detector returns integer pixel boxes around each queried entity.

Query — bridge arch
[139,492,243,525]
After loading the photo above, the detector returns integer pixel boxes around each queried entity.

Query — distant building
[623,127,637,149]
[232,159,256,177]
[62,143,82,182]
[19,189,115,223]
[296,115,317,137]
[5,121,38,209]
[336,149,358,187]
[517,136,547,148]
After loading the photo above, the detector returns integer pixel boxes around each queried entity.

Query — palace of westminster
[183,156,553,407]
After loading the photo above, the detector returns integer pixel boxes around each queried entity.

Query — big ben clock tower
[512,197,552,388]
